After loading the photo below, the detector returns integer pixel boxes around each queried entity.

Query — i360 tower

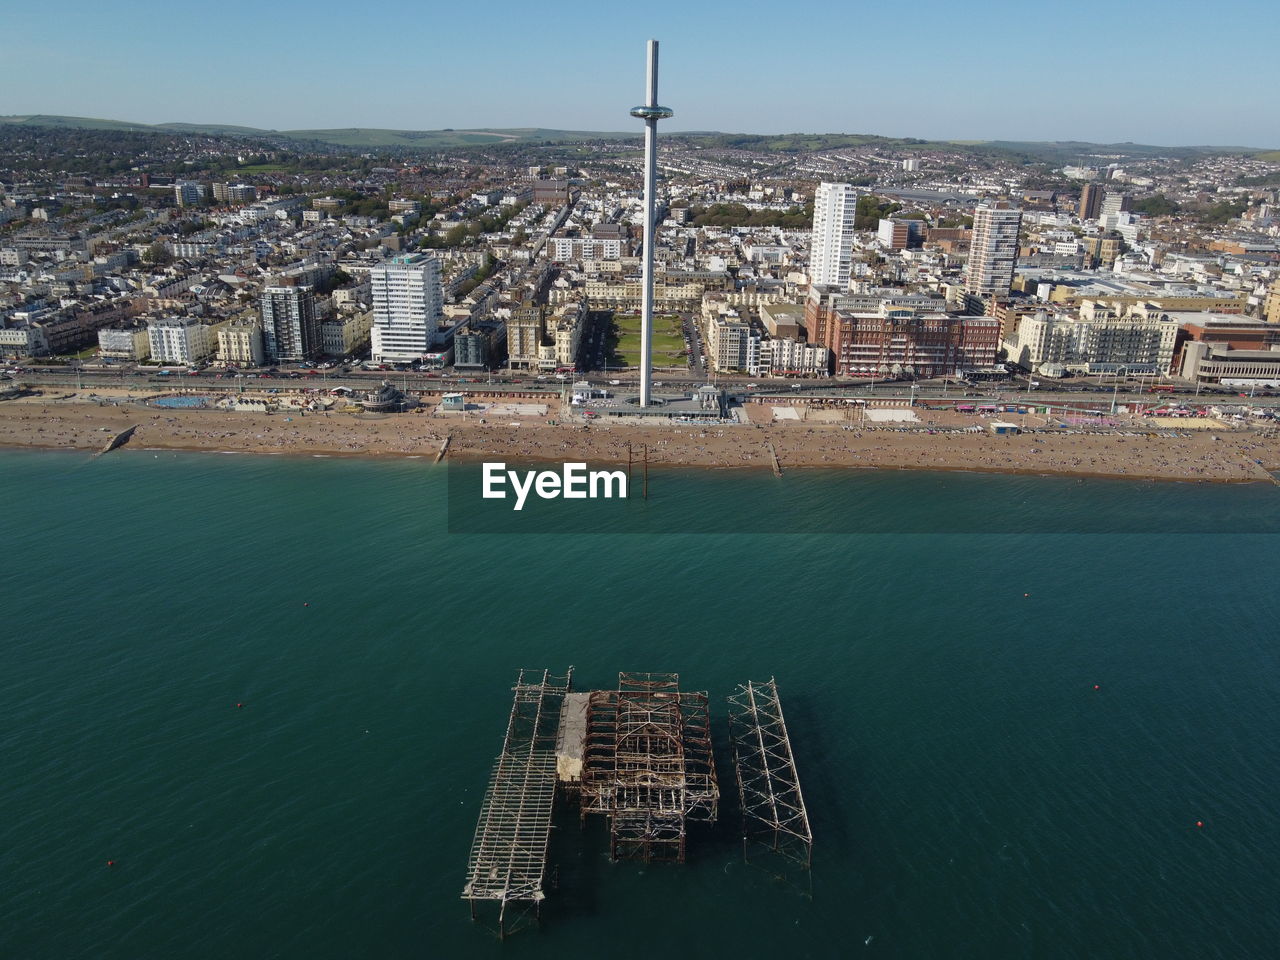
[630,40,673,408]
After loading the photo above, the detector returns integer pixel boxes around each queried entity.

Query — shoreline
[1,397,1278,485]
[2,439,1261,486]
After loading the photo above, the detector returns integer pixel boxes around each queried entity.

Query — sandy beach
[3,390,1279,484]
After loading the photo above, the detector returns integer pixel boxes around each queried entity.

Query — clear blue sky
[4,0,1277,146]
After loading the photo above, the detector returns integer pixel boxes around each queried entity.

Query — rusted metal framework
[579,672,718,862]
[727,678,813,874]
[462,668,572,938]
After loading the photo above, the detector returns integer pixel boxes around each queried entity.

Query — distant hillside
[1,115,1274,159]
[0,115,637,150]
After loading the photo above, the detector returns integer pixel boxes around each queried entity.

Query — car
[652,381,663,387]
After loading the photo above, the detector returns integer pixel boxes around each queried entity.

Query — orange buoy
[236,702,243,708]
[1093,684,1100,690]
[1196,821,1204,828]
[107,860,115,867]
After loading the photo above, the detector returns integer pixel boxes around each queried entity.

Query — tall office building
[259,284,320,363]
[370,253,443,363]
[1079,183,1104,221]
[965,202,1023,298]
[1101,192,1132,217]
[810,182,859,288]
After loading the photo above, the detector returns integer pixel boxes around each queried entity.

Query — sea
[2,448,1279,960]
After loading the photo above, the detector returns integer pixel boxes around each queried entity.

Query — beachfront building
[370,253,443,363]
[810,182,858,288]
[706,313,761,374]
[506,302,545,370]
[1179,341,1280,384]
[759,338,828,377]
[455,319,505,369]
[549,301,587,369]
[217,316,265,367]
[97,324,151,361]
[259,284,320,363]
[320,310,372,358]
[1001,308,1178,374]
[147,317,213,365]
[823,302,999,378]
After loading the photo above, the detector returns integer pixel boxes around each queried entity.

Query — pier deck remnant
[94,424,138,458]
[727,678,813,873]
[580,672,718,862]
[462,668,572,938]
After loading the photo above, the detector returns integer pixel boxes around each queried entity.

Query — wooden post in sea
[643,443,649,500]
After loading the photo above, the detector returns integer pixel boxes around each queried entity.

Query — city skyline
[3,0,1278,147]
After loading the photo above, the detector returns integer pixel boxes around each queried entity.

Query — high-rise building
[173,181,205,207]
[965,203,1022,298]
[505,302,545,370]
[1101,192,1131,217]
[369,253,443,363]
[810,182,859,288]
[1079,183,1104,221]
[259,284,319,363]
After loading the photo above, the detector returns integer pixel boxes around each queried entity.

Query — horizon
[3,114,1276,153]
[3,0,1277,147]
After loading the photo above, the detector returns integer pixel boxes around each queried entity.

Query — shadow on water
[541,803,601,925]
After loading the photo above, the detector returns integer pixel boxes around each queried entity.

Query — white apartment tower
[810,182,858,288]
[369,253,443,363]
[965,202,1023,298]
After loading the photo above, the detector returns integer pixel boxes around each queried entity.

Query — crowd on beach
[1,396,1278,483]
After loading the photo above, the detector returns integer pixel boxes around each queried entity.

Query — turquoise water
[2,449,1279,959]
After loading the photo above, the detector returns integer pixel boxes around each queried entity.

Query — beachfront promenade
[2,389,1278,483]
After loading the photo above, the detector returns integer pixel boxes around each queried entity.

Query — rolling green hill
[0,115,638,149]
[1,115,1274,158]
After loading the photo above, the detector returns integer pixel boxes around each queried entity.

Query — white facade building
[369,254,443,363]
[810,182,859,288]
[147,317,213,364]
[1002,309,1178,374]
[98,326,151,361]
[706,314,761,374]
[761,338,828,376]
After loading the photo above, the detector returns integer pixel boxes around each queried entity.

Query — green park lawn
[608,313,686,368]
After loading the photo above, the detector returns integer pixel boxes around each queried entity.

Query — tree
[143,241,172,265]
[1131,194,1179,217]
